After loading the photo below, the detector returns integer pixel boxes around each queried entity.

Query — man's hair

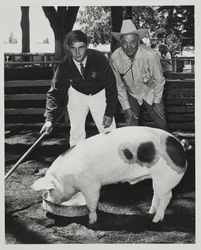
[159,44,168,55]
[66,30,88,46]
[120,33,139,42]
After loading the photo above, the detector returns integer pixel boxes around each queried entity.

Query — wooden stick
[5,110,66,180]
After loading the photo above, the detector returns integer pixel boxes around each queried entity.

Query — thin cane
[5,111,66,181]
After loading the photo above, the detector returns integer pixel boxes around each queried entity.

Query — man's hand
[40,121,53,135]
[124,108,138,125]
[102,115,113,128]
[153,103,166,119]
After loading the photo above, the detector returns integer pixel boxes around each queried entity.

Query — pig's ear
[31,177,55,191]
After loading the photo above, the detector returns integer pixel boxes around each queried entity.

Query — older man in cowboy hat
[110,19,168,131]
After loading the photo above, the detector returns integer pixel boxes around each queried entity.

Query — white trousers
[67,86,116,147]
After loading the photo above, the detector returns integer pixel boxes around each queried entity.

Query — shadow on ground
[5,128,195,244]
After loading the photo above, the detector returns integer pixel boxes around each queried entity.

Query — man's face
[68,42,87,62]
[120,34,140,57]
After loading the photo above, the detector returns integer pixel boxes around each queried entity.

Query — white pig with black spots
[32,126,187,224]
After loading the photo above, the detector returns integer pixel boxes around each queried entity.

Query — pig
[31,126,188,224]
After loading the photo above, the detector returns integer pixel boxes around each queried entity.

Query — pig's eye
[49,189,55,195]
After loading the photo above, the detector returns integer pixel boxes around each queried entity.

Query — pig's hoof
[89,219,97,225]
[148,207,157,215]
[152,214,164,223]
[89,213,97,224]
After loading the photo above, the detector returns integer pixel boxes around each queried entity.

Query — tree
[20,6,30,55]
[76,6,158,51]
[42,6,79,60]
[8,32,17,44]
[77,6,123,52]
[131,6,158,30]
[111,7,123,52]
[130,6,194,54]
[157,6,194,46]
[77,7,111,45]
[124,6,132,19]
[165,32,181,56]
[74,6,194,56]
[180,6,194,46]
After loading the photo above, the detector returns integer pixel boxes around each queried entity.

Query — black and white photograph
[2,0,199,246]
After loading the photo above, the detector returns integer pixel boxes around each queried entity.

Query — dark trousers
[127,94,169,131]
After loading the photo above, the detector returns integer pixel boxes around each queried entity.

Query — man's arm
[44,64,69,123]
[110,55,130,111]
[147,53,166,121]
[98,54,118,118]
[149,53,166,104]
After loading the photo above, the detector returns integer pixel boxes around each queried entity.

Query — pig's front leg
[82,183,101,224]
[149,192,159,215]
[152,191,172,223]
[148,182,159,215]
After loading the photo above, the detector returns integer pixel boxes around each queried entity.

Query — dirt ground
[4,129,195,244]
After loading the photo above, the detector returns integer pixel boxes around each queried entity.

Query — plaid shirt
[110,44,165,110]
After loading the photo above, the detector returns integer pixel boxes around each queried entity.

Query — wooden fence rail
[5,53,194,73]
[4,72,195,136]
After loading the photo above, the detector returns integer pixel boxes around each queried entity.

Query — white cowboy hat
[111,19,148,41]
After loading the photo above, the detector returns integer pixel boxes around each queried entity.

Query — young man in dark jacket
[41,30,117,146]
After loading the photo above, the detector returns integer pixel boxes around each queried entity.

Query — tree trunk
[111,7,123,53]
[20,7,30,61]
[124,6,132,19]
[42,7,79,60]
[54,37,66,61]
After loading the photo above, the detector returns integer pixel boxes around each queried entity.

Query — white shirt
[110,44,165,110]
[72,56,87,75]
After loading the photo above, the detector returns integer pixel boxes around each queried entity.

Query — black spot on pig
[137,142,156,163]
[104,131,111,135]
[166,136,186,168]
[123,148,134,160]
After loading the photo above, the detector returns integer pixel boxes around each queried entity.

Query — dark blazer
[45,49,118,123]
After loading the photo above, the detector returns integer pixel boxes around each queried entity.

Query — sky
[2,6,55,44]
[1,6,85,53]
[0,4,196,54]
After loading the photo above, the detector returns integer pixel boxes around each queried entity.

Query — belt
[71,85,104,96]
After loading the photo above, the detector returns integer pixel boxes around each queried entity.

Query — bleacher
[4,58,195,146]
[4,72,194,123]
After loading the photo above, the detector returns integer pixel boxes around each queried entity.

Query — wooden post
[20,7,30,61]
[173,57,177,72]
[111,7,123,53]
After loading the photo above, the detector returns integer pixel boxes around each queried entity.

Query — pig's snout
[31,177,55,191]
[46,190,63,204]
